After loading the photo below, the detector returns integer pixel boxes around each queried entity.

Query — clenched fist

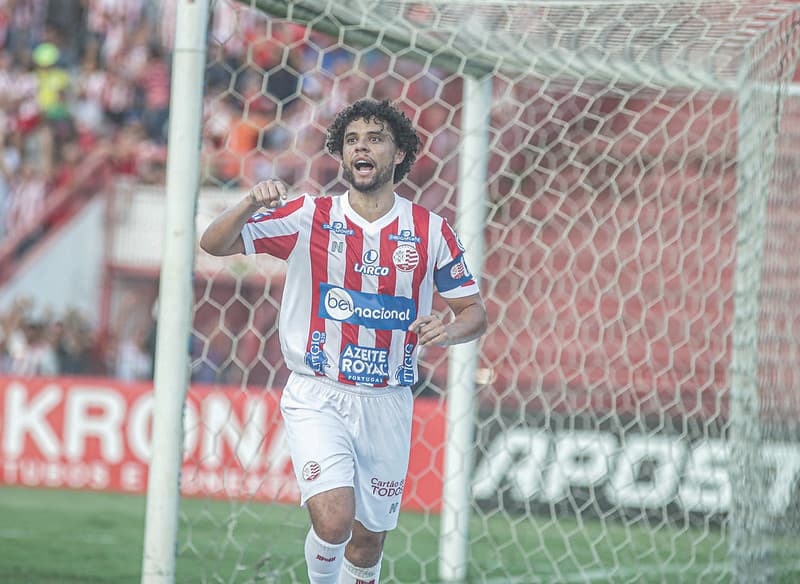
[248,179,288,209]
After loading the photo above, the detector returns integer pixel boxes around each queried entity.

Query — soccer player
[200,99,487,584]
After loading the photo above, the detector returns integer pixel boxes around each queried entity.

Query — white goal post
[142,1,800,583]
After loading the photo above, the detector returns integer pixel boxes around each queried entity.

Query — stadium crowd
[0,0,461,383]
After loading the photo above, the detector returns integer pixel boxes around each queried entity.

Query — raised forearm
[199,196,259,256]
[200,180,288,256]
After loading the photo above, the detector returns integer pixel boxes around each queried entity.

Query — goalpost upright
[141,1,209,583]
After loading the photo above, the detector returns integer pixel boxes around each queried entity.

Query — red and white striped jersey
[241,192,479,388]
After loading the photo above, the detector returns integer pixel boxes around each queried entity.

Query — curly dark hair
[326,99,422,184]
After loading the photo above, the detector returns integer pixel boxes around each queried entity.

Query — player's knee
[307,488,356,544]
[312,517,353,545]
[347,529,386,566]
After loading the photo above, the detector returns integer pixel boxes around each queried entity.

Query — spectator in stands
[33,41,77,172]
[0,132,15,240]
[7,313,59,377]
[33,42,70,118]
[4,0,48,60]
[45,0,87,68]
[53,309,98,375]
[6,160,48,240]
[136,42,171,143]
[114,327,153,381]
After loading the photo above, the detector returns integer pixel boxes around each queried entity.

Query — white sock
[338,555,382,584]
[305,527,350,584]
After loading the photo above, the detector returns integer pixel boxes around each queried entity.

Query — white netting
[175,1,800,582]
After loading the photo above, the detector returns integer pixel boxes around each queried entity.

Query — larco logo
[319,284,415,330]
[355,249,390,276]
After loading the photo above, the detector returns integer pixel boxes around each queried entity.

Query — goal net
[166,0,800,582]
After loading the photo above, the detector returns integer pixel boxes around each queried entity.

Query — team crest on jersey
[392,244,419,271]
[322,221,355,236]
[392,244,419,272]
[388,229,421,244]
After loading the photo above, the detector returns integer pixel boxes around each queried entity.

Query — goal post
[142,1,800,582]
[439,74,491,582]
[141,1,210,583]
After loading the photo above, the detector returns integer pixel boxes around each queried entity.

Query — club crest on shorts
[302,461,321,481]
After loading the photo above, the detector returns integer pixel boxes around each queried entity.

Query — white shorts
[279,372,414,532]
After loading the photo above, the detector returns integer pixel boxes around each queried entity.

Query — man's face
[341,117,405,193]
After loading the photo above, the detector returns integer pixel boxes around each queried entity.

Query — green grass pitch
[1,485,797,583]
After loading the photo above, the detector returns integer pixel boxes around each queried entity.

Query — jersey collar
[341,190,400,233]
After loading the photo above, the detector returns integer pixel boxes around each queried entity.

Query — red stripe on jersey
[402,204,431,353]
[441,217,477,290]
[306,197,333,375]
[440,218,462,257]
[410,203,431,298]
[253,232,298,259]
[338,217,363,384]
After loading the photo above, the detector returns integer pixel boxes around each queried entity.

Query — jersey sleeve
[240,194,308,259]
[432,218,480,298]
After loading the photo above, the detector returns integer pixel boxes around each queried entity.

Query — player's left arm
[409,293,487,347]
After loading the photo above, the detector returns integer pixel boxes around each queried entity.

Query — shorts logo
[318,284,415,330]
[355,249,390,276]
[302,461,321,481]
[392,244,419,271]
[340,343,389,384]
[371,477,405,497]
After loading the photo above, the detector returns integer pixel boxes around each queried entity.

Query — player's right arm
[200,179,287,256]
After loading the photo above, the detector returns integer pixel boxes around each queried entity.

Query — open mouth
[354,159,375,175]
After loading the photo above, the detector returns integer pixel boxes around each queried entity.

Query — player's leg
[280,374,358,583]
[338,520,385,584]
[343,386,414,583]
[304,487,356,583]
[306,486,356,543]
